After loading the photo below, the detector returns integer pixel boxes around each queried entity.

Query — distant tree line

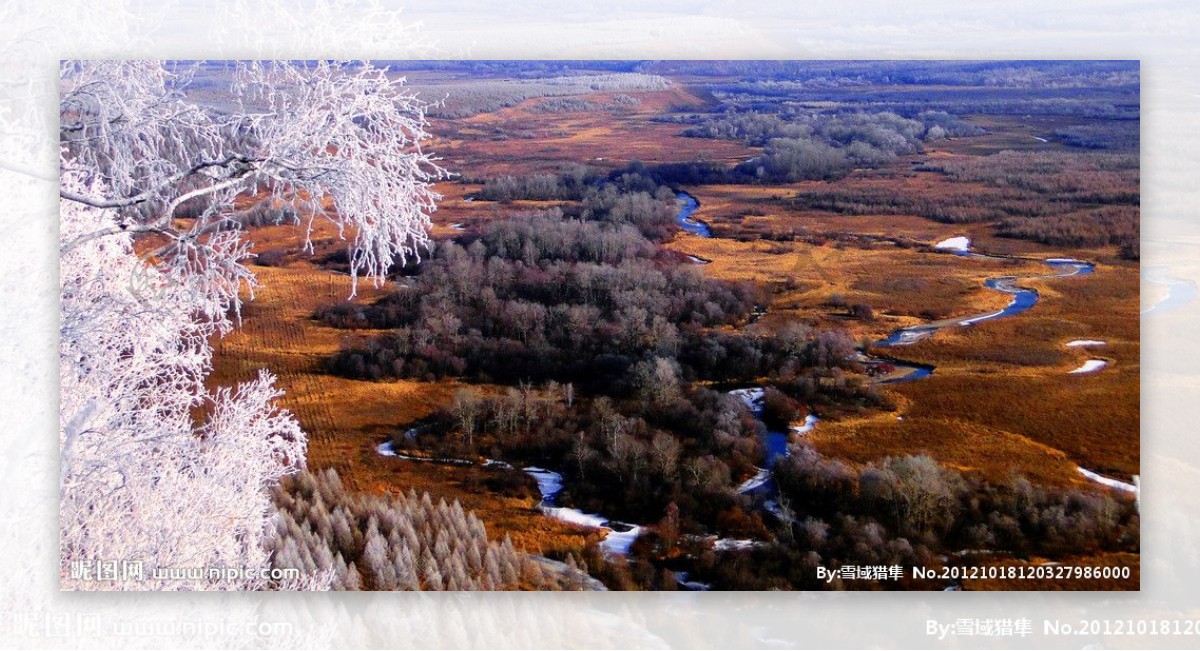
[679,109,980,147]
[706,82,1139,121]
[1053,122,1140,151]
[788,150,1139,256]
[534,94,640,113]
[413,73,669,118]
[634,60,1137,89]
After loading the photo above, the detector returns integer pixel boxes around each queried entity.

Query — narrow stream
[875,257,1095,347]
[674,191,711,237]
[728,387,818,526]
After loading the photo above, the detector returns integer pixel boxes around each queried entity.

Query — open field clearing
[208,234,605,558]
[427,88,757,177]
[678,231,1139,484]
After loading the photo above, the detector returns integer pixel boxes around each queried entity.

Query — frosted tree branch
[59,59,443,590]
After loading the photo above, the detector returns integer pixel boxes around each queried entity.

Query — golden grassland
[672,225,1139,486]
[206,84,1140,575]
[429,88,756,177]
[850,260,1137,480]
[209,226,604,558]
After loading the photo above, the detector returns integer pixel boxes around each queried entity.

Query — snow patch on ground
[728,387,765,410]
[934,236,971,252]
[738,468,771,493]
[599,525,643,556]
[1078,467,1137,494]
[524,466,642,555]
[713,538,765,552]
[524,466,564,501]
[543,506,607,529]
[792,414,819,434]
[1066,340,1106,347]
[1069,359,1108,374]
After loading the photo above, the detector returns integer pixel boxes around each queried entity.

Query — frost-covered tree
[59,60,443,590]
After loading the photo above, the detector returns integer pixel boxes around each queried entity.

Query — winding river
[674,192,711,237]
[673,194,1134,498]
[379,197,1127,577]
[875,255,1095,348]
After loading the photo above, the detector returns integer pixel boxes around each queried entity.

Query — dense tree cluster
[319,212,880,401]
[403,382,766,532]
[745,139,853,182]
[661,108,989,183]
[683,109,937,150]
[677,110,946,182]
[321,229,754,386]
[1053,121,1140,150]
[472,164,600,202]
[470,168,680,240]
[534,95,639,112]
[914,110,987,138]
[475,209,658,264]
[269,468,586,590]
[689,444,1139,590]
[581,181,681,240]
[319,194,887,556]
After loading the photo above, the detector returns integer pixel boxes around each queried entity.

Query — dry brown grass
[430,87,755,177]
[209,232,604,557]
[832,259,1141,482]
[678,176,1017,251]
[670,173,1140,488]
[206,85,1139,576]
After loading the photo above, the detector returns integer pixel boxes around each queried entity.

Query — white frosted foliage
[59,60,442,590]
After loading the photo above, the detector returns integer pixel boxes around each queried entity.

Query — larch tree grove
[59,60,443,590]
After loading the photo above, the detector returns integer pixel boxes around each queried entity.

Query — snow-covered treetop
[61,60,445,299]
[59,60,443,590]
